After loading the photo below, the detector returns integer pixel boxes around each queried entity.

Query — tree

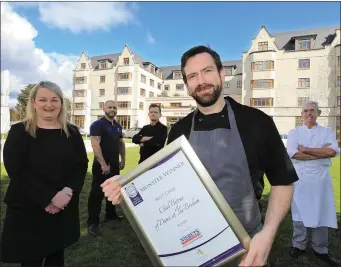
[15,84,36,120]
[10,108,19,121]
[65,97,72,116]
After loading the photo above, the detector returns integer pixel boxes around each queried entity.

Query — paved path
[0,139,137,162]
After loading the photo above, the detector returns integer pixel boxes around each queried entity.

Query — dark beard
[105,111,116,119]
[192,82,223,107]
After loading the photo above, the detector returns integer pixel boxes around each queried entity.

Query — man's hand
[139,143,144,147]
[101,163,110,175]
[323,143,331,148]
[239,230,273,266]
[52,190,72,209]
[298,145,307,153]
[140,136,153,142]
[119,161,125,170]
[45,203,61,214]
[101,175,122,205]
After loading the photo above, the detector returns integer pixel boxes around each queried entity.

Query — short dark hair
[149,103,161,113]
[181,45,223,84]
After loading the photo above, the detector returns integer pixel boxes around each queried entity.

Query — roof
[90,50,148,70]
[271,25,339,50]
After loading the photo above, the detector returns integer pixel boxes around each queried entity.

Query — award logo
[180,229,202,247]
[125,183,143,206]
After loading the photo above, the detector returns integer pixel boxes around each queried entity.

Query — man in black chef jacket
[132,104,168,163]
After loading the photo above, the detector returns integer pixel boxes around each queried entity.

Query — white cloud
[1,2,77,107]
[38,2,139,34]
[147,32,156,45]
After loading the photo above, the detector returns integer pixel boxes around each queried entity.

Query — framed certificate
[118,135,251,267]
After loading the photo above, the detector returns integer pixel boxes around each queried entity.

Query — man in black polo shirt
[101,46,298,266]
[87,100,126,236]
[132,104,168,163]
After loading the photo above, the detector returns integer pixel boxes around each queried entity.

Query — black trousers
[21,249,64,267]
[87,162,119,226]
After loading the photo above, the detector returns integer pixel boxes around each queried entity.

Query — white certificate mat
[122,150,243,266]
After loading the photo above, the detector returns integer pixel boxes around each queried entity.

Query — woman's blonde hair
[25,81,72,138]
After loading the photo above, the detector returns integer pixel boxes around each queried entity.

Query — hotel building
[71,25,340,142]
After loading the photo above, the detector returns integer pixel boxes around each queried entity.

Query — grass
[0,148,340,267]
[81,136,132,144]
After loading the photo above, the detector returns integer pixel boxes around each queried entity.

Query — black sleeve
[143,125,168,148]
[90,121,102,136]
[263,116,299,186]
[3,123,58,209]
[132,127,145,144]
[66,126,89,193]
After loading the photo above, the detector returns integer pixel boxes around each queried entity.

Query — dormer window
[100,63,107,69]
[81,63,86,69]
[151,65,156,74]
[224,67,233,76]
[298,39,311,50]
[123,58,129,65]
[173,71,182,79]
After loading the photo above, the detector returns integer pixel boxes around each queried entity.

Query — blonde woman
[0,81,88,267]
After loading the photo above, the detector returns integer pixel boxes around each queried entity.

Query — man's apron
[188,99,262,234]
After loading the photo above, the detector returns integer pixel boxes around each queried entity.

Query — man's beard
[192,81,223,107]
[105,111,116,119]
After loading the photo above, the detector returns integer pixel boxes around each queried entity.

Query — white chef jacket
[287,123,339,228]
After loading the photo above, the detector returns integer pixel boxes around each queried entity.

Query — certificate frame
[118,135,251,267]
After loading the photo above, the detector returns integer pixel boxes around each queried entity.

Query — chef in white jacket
[287,100,339,267]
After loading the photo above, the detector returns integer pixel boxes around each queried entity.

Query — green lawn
[0,148,340,267]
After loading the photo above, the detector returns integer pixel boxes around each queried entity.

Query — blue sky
[2,1,340,105]
[12,2,340,65]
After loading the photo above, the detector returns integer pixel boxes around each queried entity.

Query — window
[173,72,182,79]
[151,66,156,74]
[74,103,85,110]
[75,76,87,84]
[176,84,184,90]
[250,98,273,107]
[100,76,105,83]
[157,83,161,90]
[295,116,303,127]
[298,78,310,88]
[116,115,130,129]
[164,85,170,91]
[140,88,146,97]
[251,79,274,89]
[141,74,146,84]
[251,61,274,71]
[338,56,340,67]
[338,96,340,106]
[338,76,341,86]
[99,102,104,109]
[117,102,131,109]
[297,97,309,106]
[224,68,233,76]
[81,63,86,69]
[237,81,242,88]
[149,92,154,97]
[118,87,131,95]
[150,79,154,87]
[224,82,230,88]
[99,89,105,96]
[298,39,311,50]
[74,115,85,127]
[298,59,310,69]
[258,42,268,51]
[170,103,181,107]
[139,102,144,110]
[123,58,129,65]
[73,90,86,97]
[118,73,131,80]
[100,63,107,69]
